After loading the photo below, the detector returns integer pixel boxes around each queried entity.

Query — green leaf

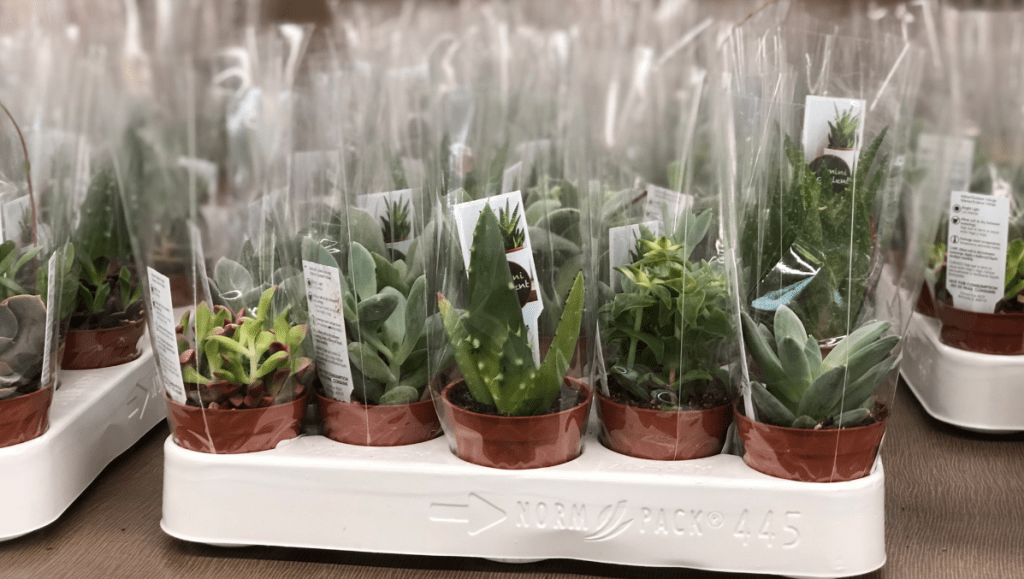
[796,366,847,419]
[357,291,400,332]
[394,275,426,365]
[529,227,581,255]
[740,312,788,385]
[349,208,388,257]
[833,407,871,428]
[773,306,808,351]
[372,252,410,296]
[379,385,420,405]
[214,258,254,294]
[820,320,891,374]
[349,341,397,384]
[529,272,584,414]
[349,242,377,302]
[750,381,796,426]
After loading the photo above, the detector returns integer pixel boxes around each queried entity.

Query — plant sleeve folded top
[176,287,315,409]
[438,204,585,417]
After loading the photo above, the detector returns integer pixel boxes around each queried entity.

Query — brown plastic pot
[734,407,886,483]
[0,388,53,448]
[62,318,146,370]
[441,378,591,469]
[597,393,732,460]
[936,302,1024,355]
[915,282,936,317]
[316,392,441,446]
[166,390,309,454]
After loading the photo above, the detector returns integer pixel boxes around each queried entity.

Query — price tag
[945,192,1010,313]
[148,268,187,403]
[302,260,354,401]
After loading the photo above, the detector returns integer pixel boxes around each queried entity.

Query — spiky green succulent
[497,199,526,251]
[381,198,412,243]
[0,295,46,399]
[827,106,859,149]
[439,205,585,416]
[741,305,897,429]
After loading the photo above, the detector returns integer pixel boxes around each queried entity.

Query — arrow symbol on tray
[429,494,507,536]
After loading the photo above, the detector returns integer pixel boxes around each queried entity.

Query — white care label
[148,268,187,403]
[642,185,692,231]
[945,192,1010,313]
[802,96,866,190]
[302,260,354,401]
[608,221,660,291]
[453,191,543,365]
[40,252,59,388]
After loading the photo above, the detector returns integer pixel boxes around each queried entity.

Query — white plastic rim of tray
[901,312,1024,434]
[162,430,885,578]
[0,342,164,541]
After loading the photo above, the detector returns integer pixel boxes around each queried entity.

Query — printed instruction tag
[608,221,660,291]
[945,192,1010,313]
[453,191,544,365]
[148,268,187,403]
[302,260,354,401]
[355,189,416,261]
[643,185,693,231]
[802,96,866,190]
[40,253,59,388]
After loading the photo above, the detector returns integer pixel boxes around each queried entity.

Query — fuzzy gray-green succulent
[741,305,898,429]
[0,295,46,399]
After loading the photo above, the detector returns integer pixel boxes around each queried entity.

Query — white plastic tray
[0,343,163,541]
[162,428,885,578]
[901,312,1024,434]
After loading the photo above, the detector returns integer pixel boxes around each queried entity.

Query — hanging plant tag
[453,191,543,365]
[356,189,416,262]
[608,221,659,291]
[148,268,187,403]
[802,96,866,191]
[945,191,1009,313]
[302,260,354,402]
[40,252,59,388]
[642,185,693,230]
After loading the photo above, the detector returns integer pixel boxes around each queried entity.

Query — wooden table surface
[0,383,1021,579]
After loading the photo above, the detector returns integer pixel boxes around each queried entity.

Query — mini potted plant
[168,286,315,453]
[62,166,146,369]
[597,209,733,460]
[931,239,1024,354]
[737,305,898,482]
[497,199,526,252]
[305,238,447,446]
[380,197,412,260]
[822,106,859,170]
[437,205,588,469]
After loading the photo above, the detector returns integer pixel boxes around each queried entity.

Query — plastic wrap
[720,26,924,481]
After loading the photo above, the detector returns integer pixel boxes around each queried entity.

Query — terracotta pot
[441,378,591,469]
[936,302,1024,355]
[915,282,936,317]
[597,393,731,460]
[61,317,146,370]
[166,390,309,454]
[316,392,441,446]
[0,388,53,448]
[734,407,886,483]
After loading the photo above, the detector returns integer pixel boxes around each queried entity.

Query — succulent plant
[602,209,732,410]
[930,239,1024,313]
[741,305,898,429]
[827,106,859,149]
[496,199,526,251]
[304,237,444,405]
[439,204,585,417]
[380,198,412,244]
[0,295,46,399]
[176,286,315,409]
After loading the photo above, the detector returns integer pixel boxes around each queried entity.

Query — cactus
[176,287,315,409]
[827,105,859,149]
[741,305,898,429]
[0,295,46,399]
[496,199,526,251]
[438,205,585,416]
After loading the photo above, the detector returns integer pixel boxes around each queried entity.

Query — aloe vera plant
[741,305,898,429]
[381,198,412,243]
[496,199,526,251]
[827,106,859,149]
[439,204,585,416]
[176,286,314,409]
[602,209,732,410]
